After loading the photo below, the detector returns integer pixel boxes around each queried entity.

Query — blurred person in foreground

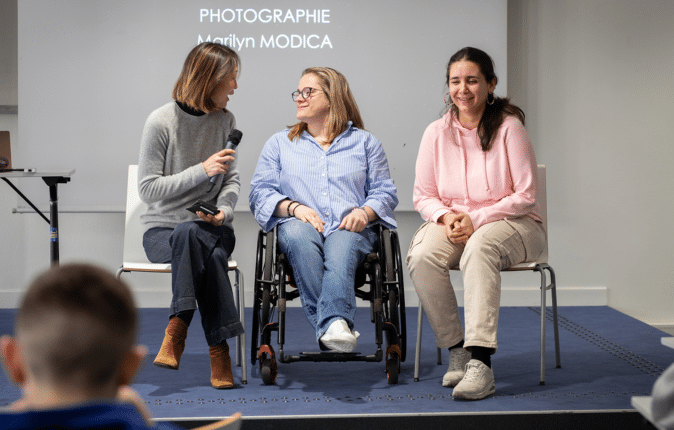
[0,263,182,429]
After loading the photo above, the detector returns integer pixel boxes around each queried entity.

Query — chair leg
[239,268,247,384]
[537,263,560,386]
[414,304,423,381]
[233,268,247,384]
[414,304,443,382]
[539,266,547,386]
[548,266,561,369]
[233,269,240,368]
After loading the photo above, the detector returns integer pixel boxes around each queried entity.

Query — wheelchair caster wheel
[386,344,401,385]
[386,354,400,384]
[258,345,277,385]
[261,358,276,385]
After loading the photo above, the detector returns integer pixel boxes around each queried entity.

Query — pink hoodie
[413,112,541,230]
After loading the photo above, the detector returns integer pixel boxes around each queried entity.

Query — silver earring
[487,93,495,105]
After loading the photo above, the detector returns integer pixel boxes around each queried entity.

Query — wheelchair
[250,224,407,385]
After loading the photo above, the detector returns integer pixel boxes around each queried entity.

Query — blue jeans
[143,221,244,346]
[277,219,378,344]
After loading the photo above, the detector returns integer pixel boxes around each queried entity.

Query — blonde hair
[172,42,240,113]
[288,67,364,143]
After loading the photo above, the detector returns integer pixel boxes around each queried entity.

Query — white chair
[632,396,664,430]
[117,165,246,384]
[413,165,560,386]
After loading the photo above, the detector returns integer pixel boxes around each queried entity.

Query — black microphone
[208,129,243,191]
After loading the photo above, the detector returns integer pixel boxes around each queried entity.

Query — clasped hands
[442,212,474,244]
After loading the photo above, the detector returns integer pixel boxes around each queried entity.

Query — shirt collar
[302,121,354,147]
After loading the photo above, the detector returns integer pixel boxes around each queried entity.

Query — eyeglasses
[291,87,322,102]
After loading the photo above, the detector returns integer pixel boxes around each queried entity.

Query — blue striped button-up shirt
[249,123,398,237]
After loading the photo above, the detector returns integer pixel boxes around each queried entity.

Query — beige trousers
[406,216,546,352]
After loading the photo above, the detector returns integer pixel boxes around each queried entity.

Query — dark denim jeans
[143,221,244,346]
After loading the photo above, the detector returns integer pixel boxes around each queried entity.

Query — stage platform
[1,306,670,429]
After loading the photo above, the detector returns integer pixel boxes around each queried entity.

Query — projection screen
[17,0,506,211]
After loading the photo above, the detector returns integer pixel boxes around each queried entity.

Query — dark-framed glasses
[292,87,322,102]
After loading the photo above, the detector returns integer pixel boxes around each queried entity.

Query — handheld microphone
[208,129,243,191]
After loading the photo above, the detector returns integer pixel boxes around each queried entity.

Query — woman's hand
[338,207,369,233]
[441,212,460,240]
[294,205,326,233]
[447,213,474,244]
[197,209,225,227]
[202,148,235,177]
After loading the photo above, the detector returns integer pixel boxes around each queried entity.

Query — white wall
[507,0,674,329]
[2,0,673,332]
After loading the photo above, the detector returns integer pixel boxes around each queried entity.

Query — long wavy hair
[287,67,364,143]
[445,47,525,151]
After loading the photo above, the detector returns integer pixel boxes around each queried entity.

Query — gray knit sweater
[138,102,240,232]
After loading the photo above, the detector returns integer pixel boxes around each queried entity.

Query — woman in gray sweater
[137,42,244,389]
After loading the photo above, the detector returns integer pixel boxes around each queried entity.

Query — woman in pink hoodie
[407,47,546,400]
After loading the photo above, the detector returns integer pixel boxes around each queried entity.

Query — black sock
[471,346,492,368]
[448,339,465,350]
[174,310,195,326]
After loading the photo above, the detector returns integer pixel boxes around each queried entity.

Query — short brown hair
[172,42,240,113]
[288,67,364,143]
[16,263,137,393]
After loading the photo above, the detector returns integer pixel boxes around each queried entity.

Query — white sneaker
[442,348,471,387]
[452,359,495,400]
[320,319,357,353]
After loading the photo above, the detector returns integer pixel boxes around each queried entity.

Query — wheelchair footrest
[299,351,361,362]
[303,351,360,356]
[279,350,382,363]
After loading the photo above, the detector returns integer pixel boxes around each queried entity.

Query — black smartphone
[186,200,220,216]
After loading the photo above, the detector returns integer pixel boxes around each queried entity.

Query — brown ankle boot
[209,340,234,389]
[153,317,188,370]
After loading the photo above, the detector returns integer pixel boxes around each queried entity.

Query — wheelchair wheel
[382,229,406,362]
[383,229,395,288]
[388,287,400,333]
[392,231,407,363]
[382,229,398,330]
[251,230,275,366]
[251,231,264,365]
[260,231,274,326]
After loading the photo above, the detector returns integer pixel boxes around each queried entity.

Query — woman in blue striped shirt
[249,67,398,353]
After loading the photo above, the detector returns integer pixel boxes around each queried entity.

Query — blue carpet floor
[1,306,671,421]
